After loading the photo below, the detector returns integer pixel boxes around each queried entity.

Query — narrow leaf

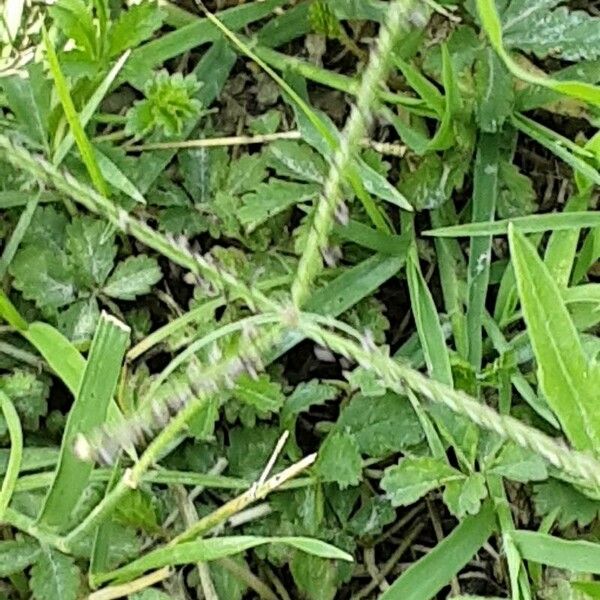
[38,313,130,529]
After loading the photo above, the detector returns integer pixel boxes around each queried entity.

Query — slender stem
[296,316,600,491]
[3,507,69,553]
[170,453,316,545]
[291,0,416,307]
[124,132,406,157]
[0,392,22,521]
[88,567,171,600]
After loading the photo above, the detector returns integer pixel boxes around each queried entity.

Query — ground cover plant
[0,0,599,597]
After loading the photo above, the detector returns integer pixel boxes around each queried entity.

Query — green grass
[0,0,600,598]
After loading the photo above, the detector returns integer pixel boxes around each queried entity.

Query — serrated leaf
[291,552,338,600]
[282,380,338,420]
[443,473,488,518]
[210,557,248,600]
[0,538,40,576]
[345,367,387,397]
[504,4,600,61]
[30,547,80,600]
[0,369,49,434]
[57,297,100,346]
[381,457,463,506]
[0,63,50,149]
[49,0,96,59]
[347,495,396,537]
[398,154,449,211]
[534,479,600,528]
[266,140,326,183]
[509,226,600,451]
[226,154,269,195]
[316,431,362,489]
[10,245,75,309]
[115,489,159,532]
[233,373,284,416]
[227,425,281,479]
[126,70,202,137]
[238,180,320,232]
[475,46,513,132]
[488,442,548,483]
[337,392,423,457]
[66,216,116,287]
[103,255,162,300]
[108,1,165,58]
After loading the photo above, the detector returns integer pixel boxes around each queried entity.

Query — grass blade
[0,391,22,521]
[43,29,107,196]
[95,536,352,584]
[424,212,600,237]
[380,502,496,600]
[38,313,130,530]
[509,225,599,451]
[467,133,499,369]
[512,530,600,574]
[544,192,590,288]
[0,193,39,279]
[53,51,130,166]
[121,0,288,89]
[512,114,600,185]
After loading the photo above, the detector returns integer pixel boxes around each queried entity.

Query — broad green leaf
[0,63,50,151]
[504,5,600,61]
[66,216,116,287]
[38,313,130,529]
[227,426,281,479]
[488,442,548,483]
[476,0,600,107]
[266,139,326,183]
[57,297,101,346]
[232,373,284,416]
[239,180,320,232]
[443,473,488,518]
[336,392,423,457]
[10,245,75,309]
[509,225,600,451]
[290,552,338,600]
[103,255,162,300]
[95,536,352,584]
[534,479,600,528]
[316,431,362,489]
[512,530,600,574]
[30,546,80,600]
[107,1,166,57]
[380,502,496,599]
[49,0,96,59]
[0,538,40,577]
[381,457,463,506]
